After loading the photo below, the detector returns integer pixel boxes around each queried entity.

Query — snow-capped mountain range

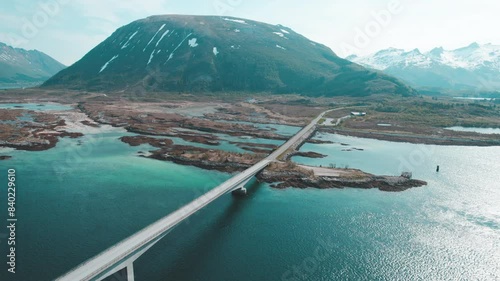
[0,42,65,89]
[347,43,500,91]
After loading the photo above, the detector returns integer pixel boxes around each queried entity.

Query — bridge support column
[232,187,247,196]
[127,263,135,281]
[231,178,252,196]
[96,233,169,281]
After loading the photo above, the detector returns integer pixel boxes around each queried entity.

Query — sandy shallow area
[53,111,127,134]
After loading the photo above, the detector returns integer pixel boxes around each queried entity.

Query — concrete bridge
[56,109,331,281]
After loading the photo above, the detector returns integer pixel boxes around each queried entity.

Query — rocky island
[0,108,83,151]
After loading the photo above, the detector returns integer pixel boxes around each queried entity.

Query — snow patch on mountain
[147,50,155,65]
[223,18,247,24]
[155,30,170,47]
[143,24,166,51]
[0,53,14,62]
[121,30,139,49]
[188,38,199,47]
[99,55,119,73]
[273,32,286,38]
[166,33,193,62]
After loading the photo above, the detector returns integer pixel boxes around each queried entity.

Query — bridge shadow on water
[134,178,265,281]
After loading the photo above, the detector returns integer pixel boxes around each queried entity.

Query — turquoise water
[147,129,285,153]
[217,120,302,136]
[446,126,500,135]
[0,103,73,111]
[0,113,35,125]
[1,130,499,280]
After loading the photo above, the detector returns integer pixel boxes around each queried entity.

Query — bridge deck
[56,109,331,281]
[57,159,272,281]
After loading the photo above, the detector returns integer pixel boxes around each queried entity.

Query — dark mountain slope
[43,15,414,96]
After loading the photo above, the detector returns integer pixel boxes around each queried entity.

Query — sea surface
[0,125,499,281]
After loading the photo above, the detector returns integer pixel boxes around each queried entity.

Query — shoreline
[259,164,427,192]
[321,127,500,147]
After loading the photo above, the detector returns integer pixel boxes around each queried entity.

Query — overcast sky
[1,0,498,65]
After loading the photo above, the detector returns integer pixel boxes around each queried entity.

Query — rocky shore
[286,151,327,160]
[0,109,84,151]
[120,136,261,173]
[259,171,427,192]
[229,142,278,154]
[1,131,83,151]
[322,128,500,147]
[258,162,427,192]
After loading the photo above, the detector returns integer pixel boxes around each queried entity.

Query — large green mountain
[0,42,65,89]
[43,15,414,96]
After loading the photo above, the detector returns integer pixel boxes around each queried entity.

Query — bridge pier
[231,187,247,196]
[231,178,252,196]
[127,263,135,281]
[96,233,168,281]
[99,262,134,281]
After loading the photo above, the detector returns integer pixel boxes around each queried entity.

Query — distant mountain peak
[345,54,359,60]
[373,47,403,56]
[429,46,444,54]
[407,48,422,54]
[347,42,500,91]
[0,41,65,89]
[468,42,480,48]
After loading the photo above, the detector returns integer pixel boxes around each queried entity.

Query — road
[56,108,334,281]
[267,109,333,160]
